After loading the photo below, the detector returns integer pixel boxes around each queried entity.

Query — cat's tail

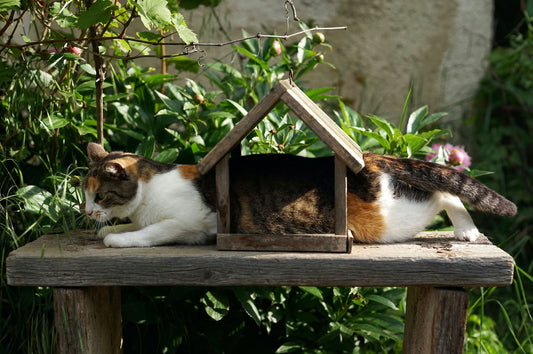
[374,154,518,217]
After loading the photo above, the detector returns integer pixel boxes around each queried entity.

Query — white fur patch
[376,174,478,242]
[88,169,216,247]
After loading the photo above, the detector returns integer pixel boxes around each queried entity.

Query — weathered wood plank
[216,155,230,234]
[217,233,348,252]
[6,231,514,288]
[403,286,469,353]
[54,286,122,354]
[196,82,286,175]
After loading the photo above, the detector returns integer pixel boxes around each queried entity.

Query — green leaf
[76,80,112,93]
[154,90,183,112]
[233,46,270,72]
[136,31,162,42]
[276,342,304,353]
[233,289,261,326]
[42,115,69,131]
[172,13,198,43]
[225,99,249,117]
[136,0,172,30]
[50,3,78,28]
[153,148,179,163]
[79,63,96,76]
[76,0,114,29]
[358,130,390,151]
[468,169,494,178]
[366,114,394,140]
[169,56,200,73]
[403,134,427,156]
[399,83,413,130]
[16,186,52,214]
[200,291,230,321]
[405,105,428,134]
[0,0,20,12]
[305,87,337,101]
[421,111,448,128]
[299,286,324,301]
[366,294,399,310]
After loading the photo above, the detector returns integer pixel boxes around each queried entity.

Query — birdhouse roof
[196,79,364,175]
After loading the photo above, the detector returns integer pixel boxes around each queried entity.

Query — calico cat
[82,142,517,248]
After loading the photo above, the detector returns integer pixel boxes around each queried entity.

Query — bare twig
[0,25,346,52]
[284,0,301,35]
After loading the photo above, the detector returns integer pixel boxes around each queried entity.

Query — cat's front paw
[103,233,131,248]
[454,227,479,242]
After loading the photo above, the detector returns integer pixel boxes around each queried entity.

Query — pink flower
[427,143,471,171]
[272,40,282,56]
[65,45,82,56]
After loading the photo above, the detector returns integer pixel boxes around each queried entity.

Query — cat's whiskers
[75,213,92,230]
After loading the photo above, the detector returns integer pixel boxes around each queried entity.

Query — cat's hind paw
[454,227,479,242]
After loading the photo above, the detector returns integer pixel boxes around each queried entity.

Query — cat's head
[81,143,143,222]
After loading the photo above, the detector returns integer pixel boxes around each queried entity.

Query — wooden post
[334,155,347,237]
[54,287,122,354]
[216,155,230,234]
[334,155,351,253]
[403,286,469,354]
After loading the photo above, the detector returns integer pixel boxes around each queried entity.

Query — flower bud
[449,149,465,166]
[272,40,282,56]
[66,45,82,56]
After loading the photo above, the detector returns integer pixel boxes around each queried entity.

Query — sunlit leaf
[172,13,198,43]
[0,0,20,12]
[136,0,171,30]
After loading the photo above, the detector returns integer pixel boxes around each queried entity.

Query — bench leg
[53,286,122,354]
[403,286,468,354]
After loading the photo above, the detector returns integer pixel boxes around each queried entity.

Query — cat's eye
[95,192,106,202]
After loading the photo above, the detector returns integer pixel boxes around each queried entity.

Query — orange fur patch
[177,165,201,180]
[346,193,385,242]
[85,176,100,193]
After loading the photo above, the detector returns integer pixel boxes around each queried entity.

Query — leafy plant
[463,7,533,352]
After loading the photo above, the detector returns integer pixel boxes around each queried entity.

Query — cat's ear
[87,143,108,163]
[103,161,127,179]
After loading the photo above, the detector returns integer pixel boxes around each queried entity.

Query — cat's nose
[86,210,93,217]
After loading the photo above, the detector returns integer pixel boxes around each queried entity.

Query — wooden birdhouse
[196,79,364,253]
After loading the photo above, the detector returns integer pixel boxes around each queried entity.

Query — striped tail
[372,154,518,217]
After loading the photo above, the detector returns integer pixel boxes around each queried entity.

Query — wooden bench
[6,230,514,353]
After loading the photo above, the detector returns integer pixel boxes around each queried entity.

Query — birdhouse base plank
[217,233,353,253]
